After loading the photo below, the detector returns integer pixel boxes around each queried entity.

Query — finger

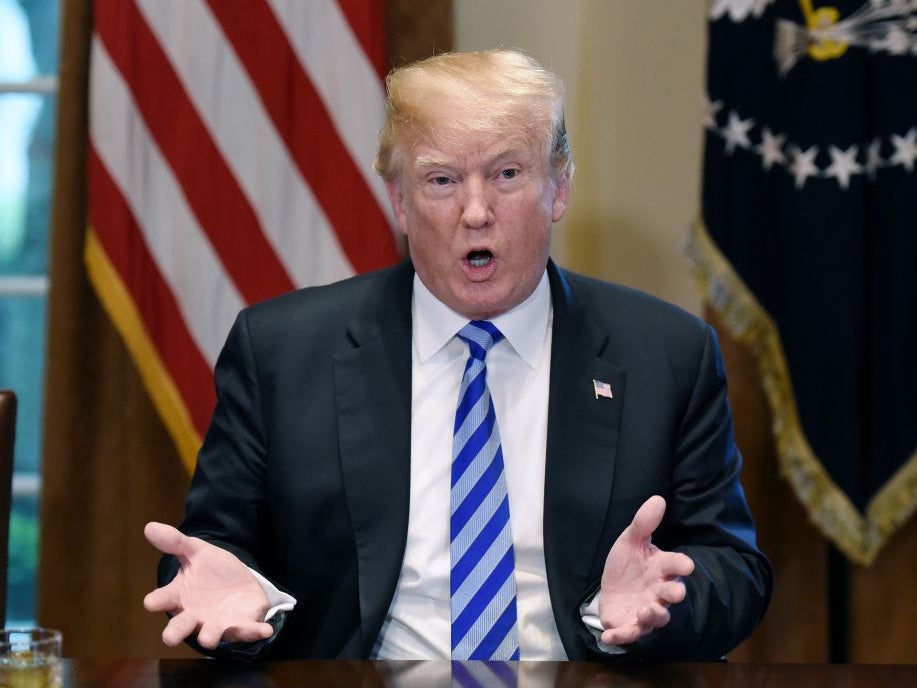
[143,584,180,613]
[637,603,670,629]
[655,580,687,605]
[223,622,274,644]
[600,623,644,646]
[196,621,226,650]
[624,496,666,544]
[657,551,695,578]
[144,522,195,558]
[162,611,199,647]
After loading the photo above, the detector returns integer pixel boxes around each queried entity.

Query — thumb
[624,496,666,544]
[144,521,194,557]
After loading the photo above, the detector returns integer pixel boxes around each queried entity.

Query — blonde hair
[374,49,573,184]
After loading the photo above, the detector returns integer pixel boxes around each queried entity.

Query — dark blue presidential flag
[689,0,917,564]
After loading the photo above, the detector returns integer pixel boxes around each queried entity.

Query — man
[144,50,771,661]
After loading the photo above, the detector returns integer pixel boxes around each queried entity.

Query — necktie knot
[458,321,504,361]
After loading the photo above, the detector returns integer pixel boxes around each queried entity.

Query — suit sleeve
[579,324,773,661]
[157,309,291,660]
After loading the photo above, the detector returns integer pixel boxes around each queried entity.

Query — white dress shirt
[372,271,566,659]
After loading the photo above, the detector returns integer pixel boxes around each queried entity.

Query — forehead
[410,133,539,170]
[406,91,545,150]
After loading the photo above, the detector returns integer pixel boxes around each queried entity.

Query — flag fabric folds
[690,0,917,564]
[86,0,399,473]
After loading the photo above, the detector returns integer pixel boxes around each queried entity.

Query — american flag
[85,0,399,473]
[593,379,613,400]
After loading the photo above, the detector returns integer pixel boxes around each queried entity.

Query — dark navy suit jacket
[164,260,771,661]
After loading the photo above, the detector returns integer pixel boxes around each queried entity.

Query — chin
[449,274,532,319]
[455,294,510,320]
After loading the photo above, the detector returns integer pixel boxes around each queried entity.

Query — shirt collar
[413,270,551,368]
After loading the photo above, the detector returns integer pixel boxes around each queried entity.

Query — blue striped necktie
[450,320,520,660]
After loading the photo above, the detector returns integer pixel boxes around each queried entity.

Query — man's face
[385,131,569,320]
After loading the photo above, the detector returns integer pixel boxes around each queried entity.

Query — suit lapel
[543,262,625,654]
[333,263,414,655]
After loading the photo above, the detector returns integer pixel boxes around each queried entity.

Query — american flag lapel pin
[593,379,613,399]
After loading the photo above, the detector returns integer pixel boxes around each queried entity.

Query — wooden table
[58,659,917,687]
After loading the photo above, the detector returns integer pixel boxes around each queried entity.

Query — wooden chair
[0,389,17,623]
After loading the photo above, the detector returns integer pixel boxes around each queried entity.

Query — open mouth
[467,249,493,267]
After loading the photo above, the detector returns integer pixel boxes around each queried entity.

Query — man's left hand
[598,495,695,646]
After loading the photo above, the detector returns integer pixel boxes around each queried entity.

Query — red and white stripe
[87,0,398,466]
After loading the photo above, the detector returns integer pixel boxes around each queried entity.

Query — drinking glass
[0,628,62,688]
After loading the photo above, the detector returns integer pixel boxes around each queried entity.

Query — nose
[460,177,494,229]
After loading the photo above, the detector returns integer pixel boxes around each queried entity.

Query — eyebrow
[489,145,529,162]
[413,154,455,171]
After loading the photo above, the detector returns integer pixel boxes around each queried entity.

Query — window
[0,0,60,625]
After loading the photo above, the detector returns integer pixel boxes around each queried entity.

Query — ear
[385,179,409,235]
[551,172,570,222]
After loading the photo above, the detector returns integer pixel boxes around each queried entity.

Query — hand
[143,522,274,649]
[598,496,695,646]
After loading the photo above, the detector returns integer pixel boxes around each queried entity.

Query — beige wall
[455,0,707,314]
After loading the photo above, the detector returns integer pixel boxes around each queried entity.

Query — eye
[500,168,519,180]
[431,175,451,186]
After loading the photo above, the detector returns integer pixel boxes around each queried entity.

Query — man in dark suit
[144,49,771,661]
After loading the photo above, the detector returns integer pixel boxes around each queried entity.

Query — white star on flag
[702,94,724,130]
[593,380,613,400]
[788,144,820,189]
[721,110,755,154]
[823,144,863,189]
[709,0,776,22]
[756,127,787,170]
[890,127,917,172]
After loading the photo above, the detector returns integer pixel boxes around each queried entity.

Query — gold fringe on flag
[686,218,917,565]
[84,228,201,474]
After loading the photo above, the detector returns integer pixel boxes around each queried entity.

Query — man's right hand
[143,522,274,649]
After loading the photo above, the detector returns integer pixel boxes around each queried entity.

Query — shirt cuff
[580,590,626,655]
[248,567,296,621]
